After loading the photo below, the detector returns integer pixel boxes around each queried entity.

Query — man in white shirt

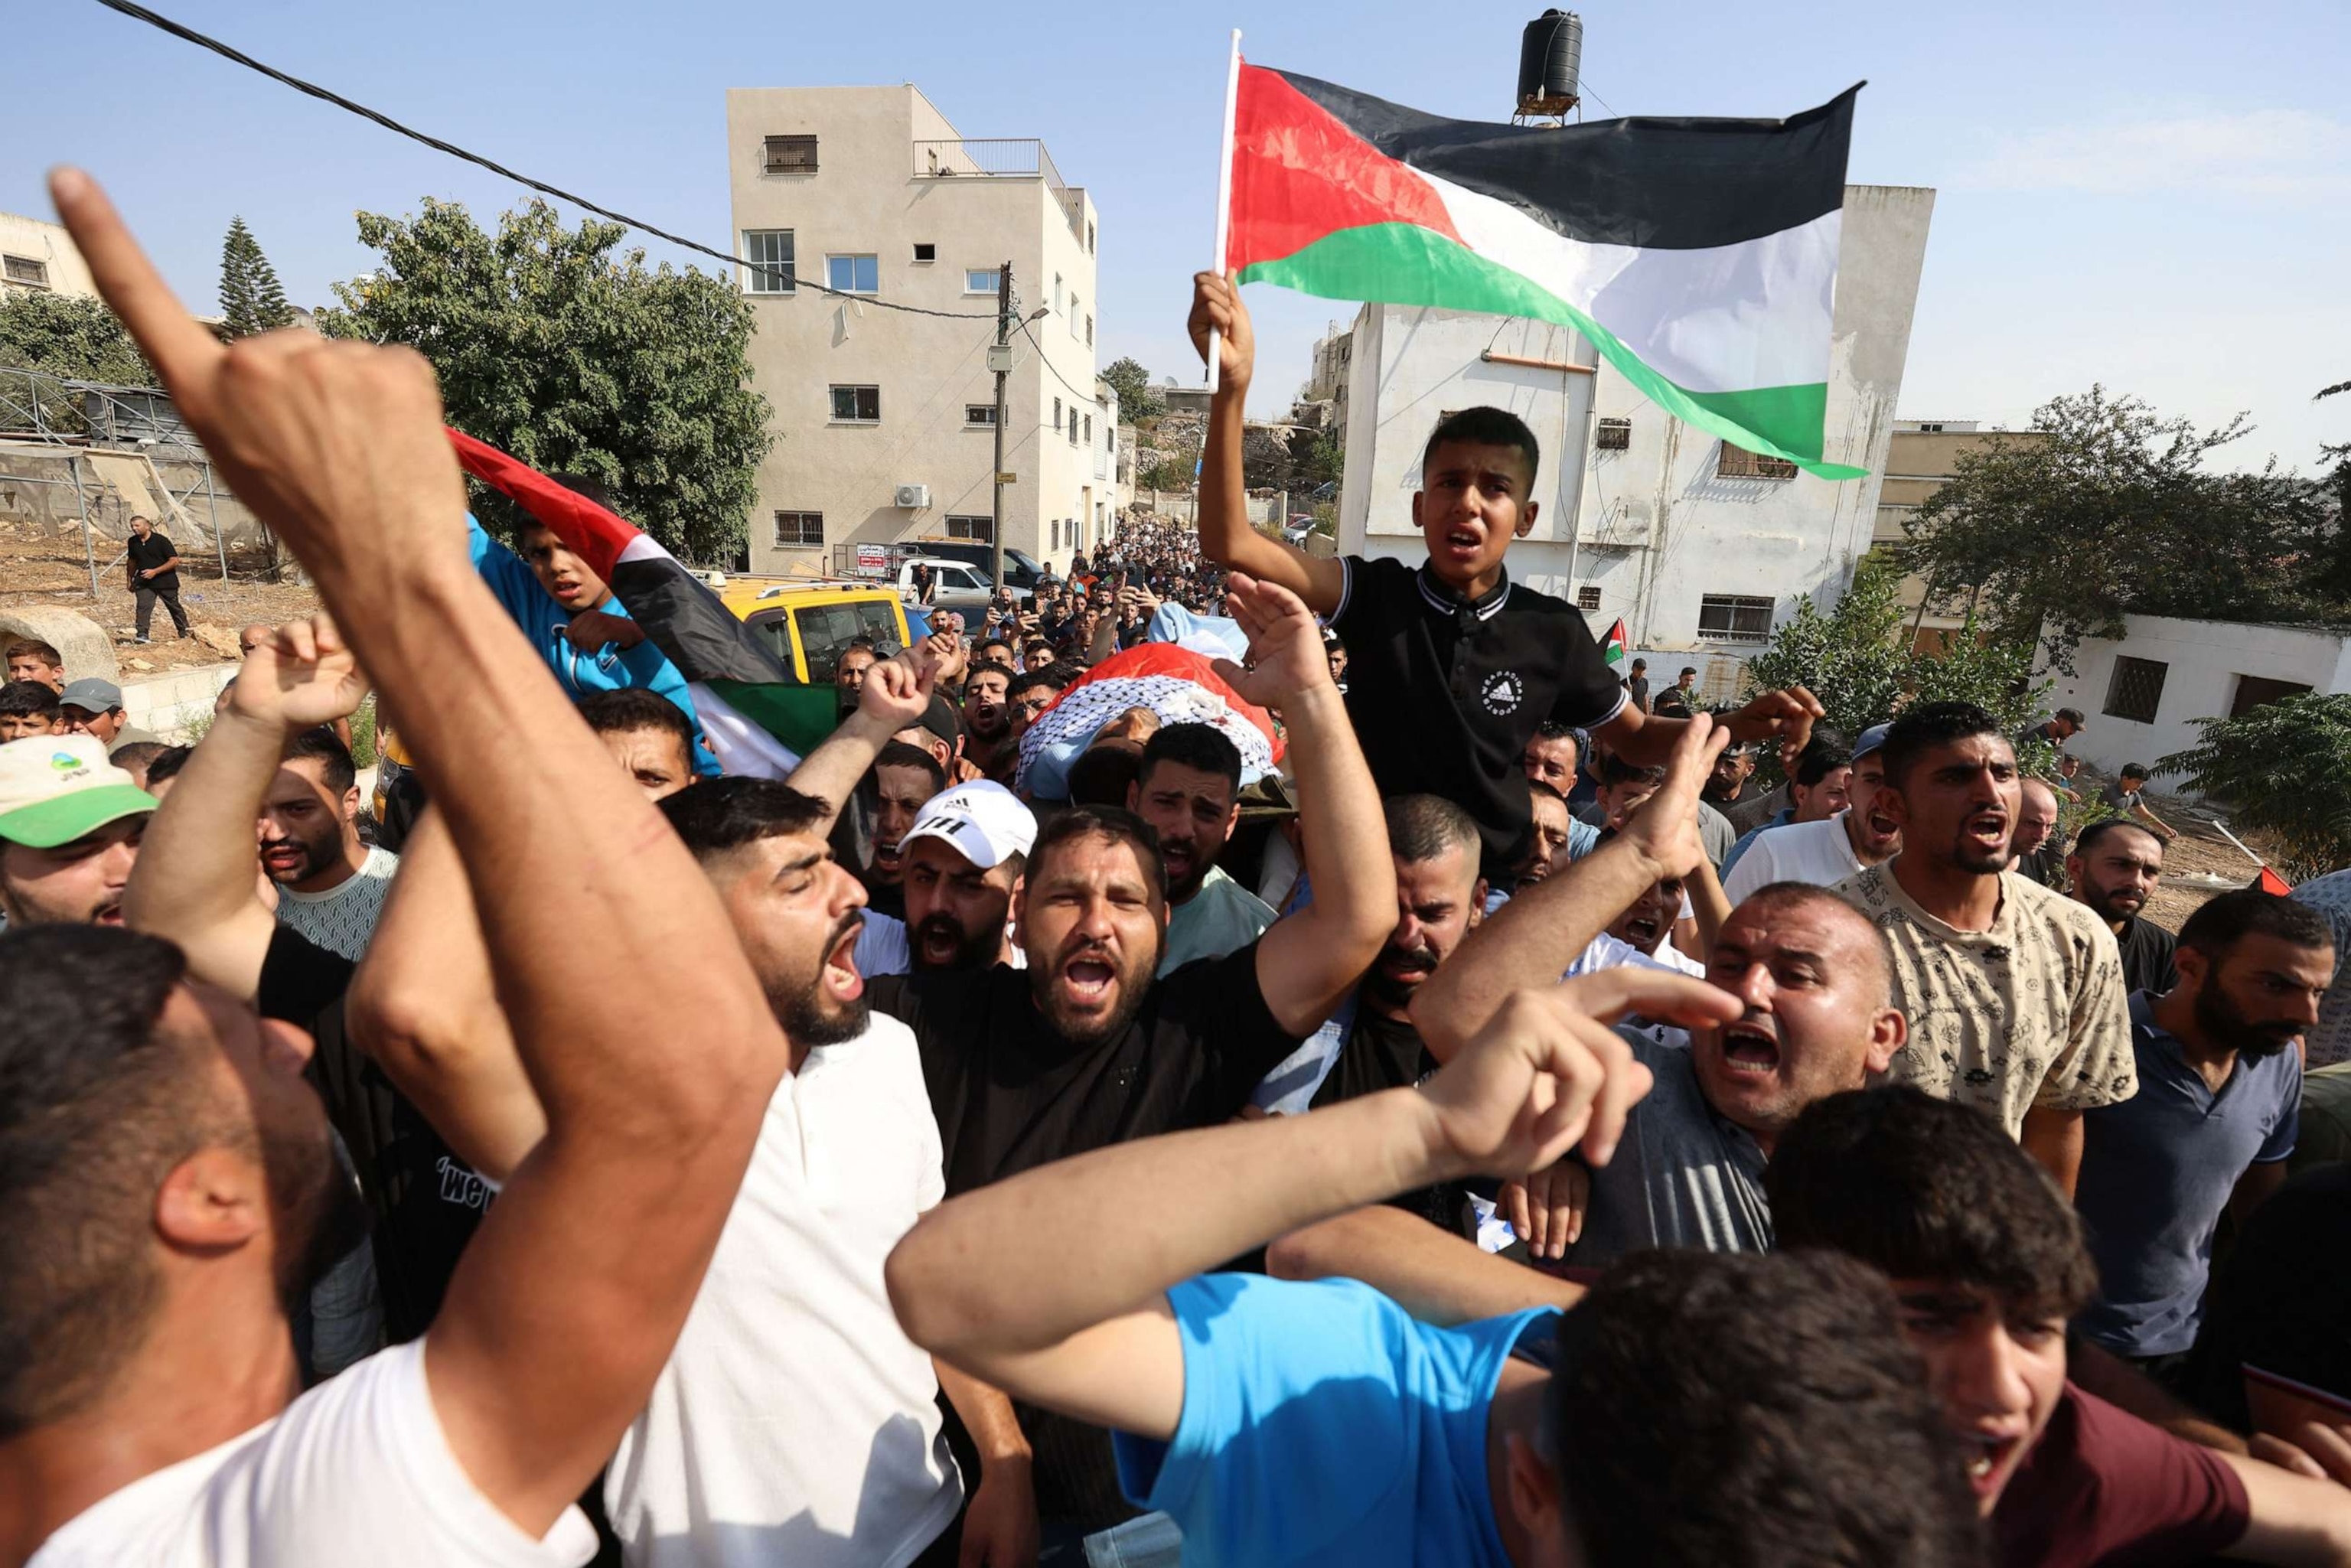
[1723,723,1900,903]
[262,725,397,960]
[355,655,1039,1568]
[9,168,786,1567]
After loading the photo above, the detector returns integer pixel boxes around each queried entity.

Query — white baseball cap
[0,734,158,848]
[902,780,1037,871]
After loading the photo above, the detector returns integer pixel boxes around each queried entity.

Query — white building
[2040,614,2349,777]
[1334,184,1934,703]
[0,212,96,298]
[724,84,1104,576]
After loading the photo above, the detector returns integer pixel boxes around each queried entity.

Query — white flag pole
[1206,28,1243,396]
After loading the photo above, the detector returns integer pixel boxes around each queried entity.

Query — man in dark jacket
[125,513,192,642]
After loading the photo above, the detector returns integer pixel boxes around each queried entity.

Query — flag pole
[1206,27,1242,396]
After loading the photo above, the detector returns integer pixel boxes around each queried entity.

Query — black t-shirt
[258,926,487,1344]
[2115,916,2180,998]
[1331,556,1624,878]
[1309,1003,1466,1234]
[2186,1162,2351,1430]
[126,530,181,592]
[869,940,1305,1528]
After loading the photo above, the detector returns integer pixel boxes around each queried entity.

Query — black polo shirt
[2115,915,2180,997]
[1332,555,1625,877]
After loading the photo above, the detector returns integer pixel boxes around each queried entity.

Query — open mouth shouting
[1958,1427,2026,1501]
[1058,947,1120,1014]
[822,914,866,1005]
[1618,913,1665,951]
[1715,1016,1782,1077]
[1962,808,2010,862]
[1436,523,1484,567]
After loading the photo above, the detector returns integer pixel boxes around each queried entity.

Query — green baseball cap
[0,735,158,849]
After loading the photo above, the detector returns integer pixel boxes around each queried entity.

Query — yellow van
[717,577,912,684]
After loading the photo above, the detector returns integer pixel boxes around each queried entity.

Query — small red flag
[2254,867,2294,896]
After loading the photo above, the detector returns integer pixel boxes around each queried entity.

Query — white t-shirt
[1721,811,1864,904]
[605,1012,962,1568]
[1564,931,1708,981]
[30,1338,596,1567]
[276,843,399,962]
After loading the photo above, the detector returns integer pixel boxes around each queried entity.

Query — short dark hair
[1679,667,1697,678]
[142,745,193,787]
[2055,707,2085,726]
[2118,763,2150,781]
[1385,793,1482,866]
[1766,1087,2098,1322]
[1009,669,1068,703]
[575,688,696,760]
[2070,817,2161,862]
[0,927,209,1433]
[1629,658,1647,670]
[0,681,60,719]
[1140,723,1242,796]
[977,638,1015,661]
[2177,888,2333,963]
[1599,755,1666,790]
[4,640,62,667]
[1879,701,2006,790]
[1794,740,1854,789]
[282,726,356,798]
[656,776,830,862]
[1420,406,1540,487]
[1067,743,1146,808]
[1551,1249,1984,1566]
[1531,719,1578,746]
[1028,804,1166,905]
[966,660,1018,689]
[873,741,947,797]
[1527,778,1567,807]
[108,741,169,779]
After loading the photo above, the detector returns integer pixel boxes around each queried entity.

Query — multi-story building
[1873,419,2052,649]
[1332,184,1935,699]
[725,84,1103,576]
[1305,321,1352,433]
[0,211,97,298]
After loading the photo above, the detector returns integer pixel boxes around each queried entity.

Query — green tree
[1101,356,1164,422]
[2160,693,2351,881]
[318,198,772,563]
[218,217,295,340]
[1902,386,2333,668]
[0,290,159,432]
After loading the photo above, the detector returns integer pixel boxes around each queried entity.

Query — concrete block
[0,605,118,684]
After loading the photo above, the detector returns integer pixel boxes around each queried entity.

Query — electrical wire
[1580,83,1622,119]
[85,0,999,321]
[1016,315,1103,408]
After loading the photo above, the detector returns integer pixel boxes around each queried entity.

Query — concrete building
[1333,184,1935,702]
[1306,320,1354,435]
[0,212,97,299]
[2040,614,2350,777]
[725,84,1103,576]
[1873,419,2052,648]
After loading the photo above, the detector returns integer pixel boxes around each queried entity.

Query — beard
[1032,934,1156,1048]
[269,1119,374,1308]
[2192,978,2304,1059]
[769,911,872,1049]
[1363,941,1437,1012]
[2079,879,2144,926]
[913,910,1002,971]
[263,828,337,886]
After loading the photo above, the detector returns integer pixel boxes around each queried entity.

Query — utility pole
[990,259,1013,592]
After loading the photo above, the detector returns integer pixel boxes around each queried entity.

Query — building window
[945,514,993,542]
[741,230,794,294]
[829,385,880,423]
[964,404,996,427]
[1717,442,1798,481]
[1054,272,1063,314]
[2103,656,2170,725]
[1087,222,1096,254]
[2,255,50,289]
[1084,414,1093,443]
[1085,314,1094,347]
[1068,410,1079,445]
[1052,396,1061,428]
[1576,585,1602,611]
[912,243,937,263]
[826,254,879,295]
[1049,518,1061,549]
[1070,295,1081,338]
[964,266,999,295]
[763,135,818,174]
[1596,416,1631,451]
[773,510,824,547]
[1696,593,1775,641]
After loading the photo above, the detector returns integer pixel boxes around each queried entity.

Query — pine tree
[218,217,295,338]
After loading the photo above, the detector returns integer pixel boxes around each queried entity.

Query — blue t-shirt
[1114,1273,1554,1568]
[2076,993,2300,1358]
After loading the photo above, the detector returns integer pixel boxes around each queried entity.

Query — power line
[84,0,998,321]
[1580,83,1622,119]
[1016,316,1102,408]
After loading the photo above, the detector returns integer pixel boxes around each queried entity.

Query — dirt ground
[2134,794,2284,926]
[0,522,321,675]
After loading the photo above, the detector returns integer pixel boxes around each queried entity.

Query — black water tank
[1516,10,1583,111]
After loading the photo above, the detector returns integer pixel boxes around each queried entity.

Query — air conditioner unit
[894,484,931,509]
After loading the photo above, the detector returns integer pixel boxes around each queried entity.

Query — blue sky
[11,0,2347,471]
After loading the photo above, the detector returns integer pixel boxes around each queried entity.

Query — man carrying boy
[1189,275,1821,882]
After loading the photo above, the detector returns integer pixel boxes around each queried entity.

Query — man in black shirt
[869,570,1394,1532]
[1189,274,1822,882]
[124,512,193,642]
[2068,818,2180,996]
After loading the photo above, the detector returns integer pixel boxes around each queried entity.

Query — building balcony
[912,139,1085,241]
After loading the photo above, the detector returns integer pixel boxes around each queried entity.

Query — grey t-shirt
[1566,1027,1772,1269]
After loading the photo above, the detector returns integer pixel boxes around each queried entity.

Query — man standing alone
[124,512,191,643]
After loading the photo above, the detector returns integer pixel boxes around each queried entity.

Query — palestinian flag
[449,431,830,774]
[1600,618,1628,666]
[1227,67,1865,478]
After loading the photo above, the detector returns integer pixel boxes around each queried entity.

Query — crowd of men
[5,178,2351,1568]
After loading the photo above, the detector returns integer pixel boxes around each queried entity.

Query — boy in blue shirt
[886,968,1984,1566]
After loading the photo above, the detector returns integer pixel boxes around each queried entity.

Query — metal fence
[911,139,1087,243]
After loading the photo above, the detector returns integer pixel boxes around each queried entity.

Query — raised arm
[1410,716,1723,1061]
[1599,681,1824,769]
[1215,573,1394,1036]
[780,634,944,836]
[57,167,786,1537]
[1186,273,1343,613]
[122,614,368,998]
[886,967,1736,1440]
[1267,1205,1586,1326]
